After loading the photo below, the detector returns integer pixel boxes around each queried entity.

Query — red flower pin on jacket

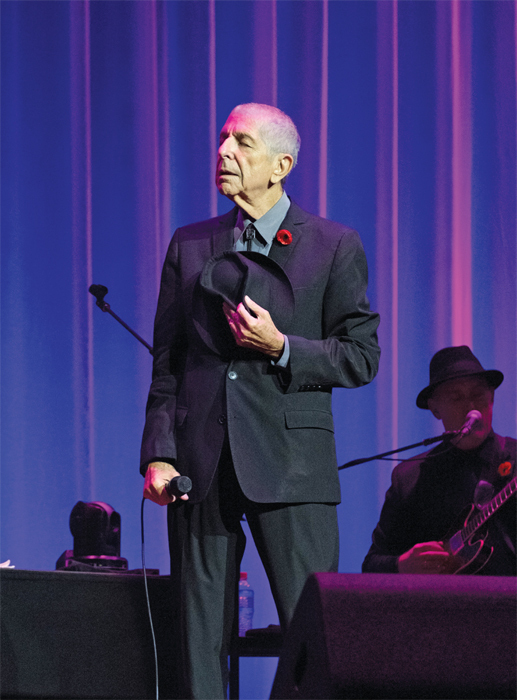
[498,461,512,477]
[276,229,292,245]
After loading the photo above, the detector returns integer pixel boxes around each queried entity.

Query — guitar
[446,474,517,575]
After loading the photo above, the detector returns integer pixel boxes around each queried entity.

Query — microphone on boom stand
[88,284,154,355]
[338,410,484,471]
[456,410,482,438]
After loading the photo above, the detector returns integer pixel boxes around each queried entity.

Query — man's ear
[270,154,294,184]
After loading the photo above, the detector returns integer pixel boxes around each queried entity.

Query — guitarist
[363,346,516,576]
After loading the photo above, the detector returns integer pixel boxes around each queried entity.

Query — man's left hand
[223,296,284,359]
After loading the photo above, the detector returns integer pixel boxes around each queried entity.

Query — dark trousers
[168,439,339,699]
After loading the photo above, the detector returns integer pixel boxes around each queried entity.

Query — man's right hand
[397,541,458,574]
[143,462,190,506]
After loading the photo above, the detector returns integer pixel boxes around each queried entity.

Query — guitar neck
[462,476,517,542]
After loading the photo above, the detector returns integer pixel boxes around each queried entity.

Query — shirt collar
[236,191,290,245]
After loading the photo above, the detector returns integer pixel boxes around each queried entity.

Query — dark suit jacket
[362,432,517,576]
[140,200,380,504]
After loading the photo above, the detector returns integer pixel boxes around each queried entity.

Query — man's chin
[216,182,238,199]
[455,429,489,451]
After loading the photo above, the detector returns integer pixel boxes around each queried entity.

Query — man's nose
[218,136,234,158]
[467,397,479,411]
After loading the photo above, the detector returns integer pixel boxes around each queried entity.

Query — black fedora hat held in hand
[416,345,504,409]
[192,251,295,356]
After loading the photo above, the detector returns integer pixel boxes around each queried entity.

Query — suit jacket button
[218,414,227,425]
[228,371,238,380]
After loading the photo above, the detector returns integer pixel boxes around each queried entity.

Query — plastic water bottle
[238,571,254,637]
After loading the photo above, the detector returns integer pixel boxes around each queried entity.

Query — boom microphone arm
[339,411,483,471]
[89,285,153,356]
[338,431,455,470]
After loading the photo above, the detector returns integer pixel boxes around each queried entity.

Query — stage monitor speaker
[270,572,516,700]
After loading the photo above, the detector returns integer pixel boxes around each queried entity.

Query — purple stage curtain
[2,2,516,697]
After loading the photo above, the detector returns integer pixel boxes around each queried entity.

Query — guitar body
[445,504,494,575]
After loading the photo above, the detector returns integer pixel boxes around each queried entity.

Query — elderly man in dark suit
[142,103,380,699]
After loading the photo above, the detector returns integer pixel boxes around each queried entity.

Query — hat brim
[416,369,504,409]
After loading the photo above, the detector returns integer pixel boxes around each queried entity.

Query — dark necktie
[244,224,256,252]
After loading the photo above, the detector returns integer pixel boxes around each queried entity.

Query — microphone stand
[89,285,154,356]
[338,431,455,471]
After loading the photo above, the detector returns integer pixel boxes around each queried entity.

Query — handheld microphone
[165,475,192,499]
[457,410,482,437]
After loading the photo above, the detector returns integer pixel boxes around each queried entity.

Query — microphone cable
[141,497,160,700]
[139,476,192,700]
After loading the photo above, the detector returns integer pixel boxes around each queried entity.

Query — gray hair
[231,103,301,169]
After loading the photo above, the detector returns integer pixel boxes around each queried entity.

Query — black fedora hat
[416,345,504,409]
[192,251,295,356]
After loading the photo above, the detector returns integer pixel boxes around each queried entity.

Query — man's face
[428,376,494,450]
[216,110,279,206]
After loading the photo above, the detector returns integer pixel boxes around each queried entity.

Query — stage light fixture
[56,501,128,572]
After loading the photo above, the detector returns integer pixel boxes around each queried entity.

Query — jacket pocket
[284,410,334,432]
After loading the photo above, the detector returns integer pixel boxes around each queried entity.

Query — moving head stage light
[56,501,128,572]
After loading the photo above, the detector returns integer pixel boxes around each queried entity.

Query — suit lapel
[267,199,309,268]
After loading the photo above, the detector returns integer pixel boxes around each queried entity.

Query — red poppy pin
[276,229,292,246]
[498,461,512,477]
